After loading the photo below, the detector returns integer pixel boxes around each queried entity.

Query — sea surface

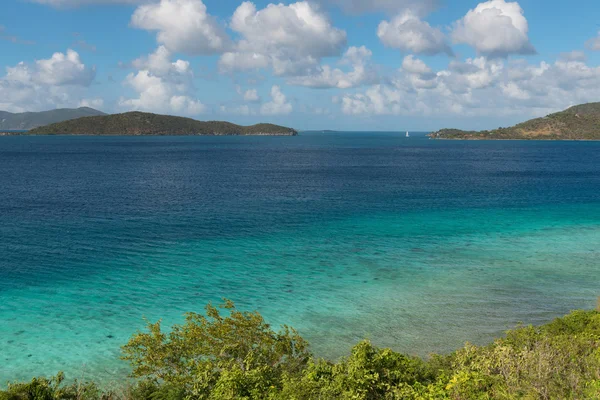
[1,133,599,385]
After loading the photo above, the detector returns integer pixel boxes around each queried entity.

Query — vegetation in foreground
[26,112,297,136]
[430,102,600,140]
[2,300,600,400]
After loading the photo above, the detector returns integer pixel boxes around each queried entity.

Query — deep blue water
[1,133,599,384]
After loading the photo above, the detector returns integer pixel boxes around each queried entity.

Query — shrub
[276,340,437,399]
[0,372,102,400]
[121,300,310,399]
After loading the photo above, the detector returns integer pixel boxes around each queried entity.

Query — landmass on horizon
[430,102,600,140]
[0,107,106,130]
[4,101,600,138]
[1,110,297,136]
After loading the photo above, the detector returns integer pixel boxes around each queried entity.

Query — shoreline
[429,137,600,142]
[0,132,298,137]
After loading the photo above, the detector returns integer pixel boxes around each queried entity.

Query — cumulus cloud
[260,85,292,115]
[243,89,260,102]
[219,1,346,76]
[0,49,95,112]
[19,49,96,86]
[287,46,377,89]
[452,0,535,58]
[377,11,452,56]
[559,51,586,62]
[78,98,105,109]
[401,55,433,76]
[337,55,600,118]
[585,32,600,51]
[219,104,254,116]
[318,0,438,16]
[235,85,261,102]
[119,46,205,115]
[131,0,230,55]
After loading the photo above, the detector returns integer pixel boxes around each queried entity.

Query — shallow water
[1,133,599,384]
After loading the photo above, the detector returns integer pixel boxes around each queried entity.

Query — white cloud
[401,55,433,76]
[452,0,535,58]
[243,89,260,102]
[559,51,586,62]
[235,85,261,102]
[0,49,95,112]
[119,47,205,115]
[399,55,438,89]
[287,46,377,89]
[78,98,104,109]
[337,55,600,118]
[131,0,230,55]
[342,46,372,66]
[341,85,402,115]
[219,1,346,76]
[318,0,438,16]
[219,104,254,116]
[377,11,452,56]
[260,85,292,115]
[11,49,96,86]
[586,32,600,51]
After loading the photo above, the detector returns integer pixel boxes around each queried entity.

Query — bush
[277,340,437,399]
[445,310,600,399]
[0,373,102,400]
[121,300,310,399]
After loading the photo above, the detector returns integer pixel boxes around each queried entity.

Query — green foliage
[0,372,102,400]
[26,112,297,136]
[4,303,600,400]
[276,340,436,399]
[121,300,310,399]
[440,310,600,399]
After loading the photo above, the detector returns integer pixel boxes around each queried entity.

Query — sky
[2,0,600,131]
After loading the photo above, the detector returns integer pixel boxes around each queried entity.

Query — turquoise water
[1,134,599,385]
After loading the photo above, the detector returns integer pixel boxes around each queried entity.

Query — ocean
[1,133,599,384]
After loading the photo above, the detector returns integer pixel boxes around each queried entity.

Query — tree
[121,300,310,399]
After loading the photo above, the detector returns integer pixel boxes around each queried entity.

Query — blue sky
[2,0,600,131]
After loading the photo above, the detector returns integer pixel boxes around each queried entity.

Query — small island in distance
[0,109,297,136]
[0,107,106,131]
[27,111,297,136]
[430,102,600,140]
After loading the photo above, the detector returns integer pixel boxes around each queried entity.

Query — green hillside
[0,107,106,130]
[27,111,297,136]
[430,102,600,140]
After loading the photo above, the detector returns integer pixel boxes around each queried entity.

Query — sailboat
[406,131,410,138]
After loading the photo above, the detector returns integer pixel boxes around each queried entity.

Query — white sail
[406,131,410,138]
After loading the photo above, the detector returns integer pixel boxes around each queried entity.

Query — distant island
[21,111,297,136]
[0,107,106,130]
[430,102,600,140]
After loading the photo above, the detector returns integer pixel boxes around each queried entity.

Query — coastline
[429,136,600,141]
[0,132,298,137]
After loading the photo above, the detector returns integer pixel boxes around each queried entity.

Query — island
[0,107,106,130]
[24,111,297,136]
[430,102,600,140]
